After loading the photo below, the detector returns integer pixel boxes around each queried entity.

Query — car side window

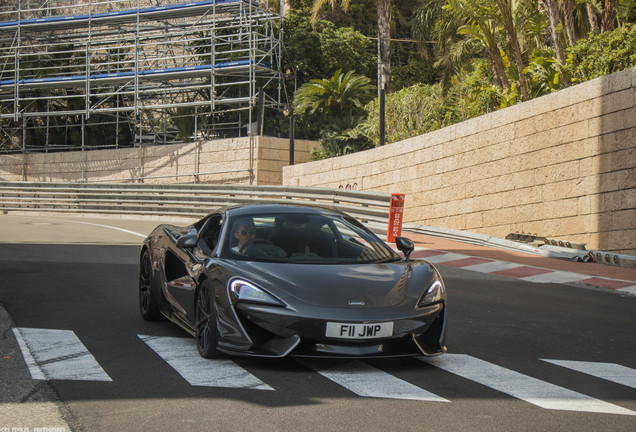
[200,215,222,251]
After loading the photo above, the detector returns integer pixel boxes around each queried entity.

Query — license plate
[325,322,394,339]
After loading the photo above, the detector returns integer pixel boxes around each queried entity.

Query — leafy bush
[446,59,501,117]
[360,83,452,145]
[565,24,636,82]
[361,60,500,146]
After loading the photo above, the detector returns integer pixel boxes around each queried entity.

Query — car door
[163,214,223,322]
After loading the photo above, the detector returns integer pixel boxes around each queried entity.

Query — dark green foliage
[391,53,439,90]
[320,26,377,79]
[281,9,376,83]
[310,115,376,159]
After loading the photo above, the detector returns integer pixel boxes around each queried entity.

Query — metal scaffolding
[0,0,283,153]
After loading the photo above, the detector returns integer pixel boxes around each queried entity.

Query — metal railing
[0,181,393,226]
[2,181,633,268]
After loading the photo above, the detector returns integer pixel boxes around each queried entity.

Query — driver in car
[232,218,256,253]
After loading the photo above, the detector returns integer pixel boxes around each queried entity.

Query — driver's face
[234,224,256,247]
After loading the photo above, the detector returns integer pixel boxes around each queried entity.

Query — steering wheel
[239,238,276,254]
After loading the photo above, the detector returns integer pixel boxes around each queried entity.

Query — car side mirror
[395,236,414,260]
[176,233,198,249]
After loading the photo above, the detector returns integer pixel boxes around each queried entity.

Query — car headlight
[229,279,285,306]
[418,279,446,306]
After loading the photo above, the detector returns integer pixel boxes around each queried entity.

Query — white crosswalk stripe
[421,354,635,416]
[138,335,273,390]
[12,327,636,415]
[541,359,636,389]
[300,359,449,402]
[12,327,112,381]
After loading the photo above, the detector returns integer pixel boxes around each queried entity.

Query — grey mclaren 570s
[138,204,447,359]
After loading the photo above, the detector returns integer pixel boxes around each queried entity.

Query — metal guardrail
[2,181,634,268]
[0,181,392,225]
[404,223,636,269]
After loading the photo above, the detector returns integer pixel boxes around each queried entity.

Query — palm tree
[293,69,375,119]
[311,0,392,93]
[413,0,486,88]
[294,69,375,158]
[444,0,511,90]
[616,0,636,25]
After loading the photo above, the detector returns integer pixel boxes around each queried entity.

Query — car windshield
[224,212,400,264]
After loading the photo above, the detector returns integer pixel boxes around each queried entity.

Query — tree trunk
[602,0,617,32]
[497,0,529,101]
[587,3,599,33]
[561,0,576,46]
[539,0,569,88]
[486,55,505,89]
[377,0,391,94]
[542,0,566,64]
[486,45,510,90]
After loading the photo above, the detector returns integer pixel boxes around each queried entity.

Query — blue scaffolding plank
[0,0,260,31]
[0,60,273,88]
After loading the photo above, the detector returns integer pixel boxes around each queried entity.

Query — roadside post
[387,193,405,243]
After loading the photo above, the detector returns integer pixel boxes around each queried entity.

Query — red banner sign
[387,193,405,243]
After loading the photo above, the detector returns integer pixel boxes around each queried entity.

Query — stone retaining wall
[0,136,314,186]
[283,67,636,254]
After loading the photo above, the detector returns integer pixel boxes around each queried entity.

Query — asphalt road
[0,214,635,432]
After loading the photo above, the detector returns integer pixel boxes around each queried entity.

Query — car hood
[231,261,436,308]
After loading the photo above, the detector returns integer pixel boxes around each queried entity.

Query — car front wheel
[195,280,220,358]
[139,249,163,321]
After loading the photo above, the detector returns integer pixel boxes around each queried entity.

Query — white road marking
[541,359,636,389]
[51,218,147,238]
[460,261,525,274]
[300,359,449,402]
[521,271,587,284]
[12,327,112,381]
[138,335,273,390]
[421,252,471,264]
[618,285,636,296]
[421,354,635,416]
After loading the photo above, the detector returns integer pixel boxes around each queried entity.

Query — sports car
[138,204,447,358]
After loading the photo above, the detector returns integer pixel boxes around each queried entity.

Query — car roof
[222,203,344,218]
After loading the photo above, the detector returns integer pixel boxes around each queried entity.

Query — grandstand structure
[0,0,284,153]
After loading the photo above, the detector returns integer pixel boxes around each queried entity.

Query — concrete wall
[0,136,315,186]
[283,67,636,254]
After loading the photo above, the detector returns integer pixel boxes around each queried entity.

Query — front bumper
[218,302,447,358]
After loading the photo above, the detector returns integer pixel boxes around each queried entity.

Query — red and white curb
[409,248,636,296]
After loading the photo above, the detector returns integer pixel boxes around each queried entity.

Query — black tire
[195,280,221,358]
[139,249,163,321]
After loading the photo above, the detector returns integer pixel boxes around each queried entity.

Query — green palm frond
[293,69,374,116]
